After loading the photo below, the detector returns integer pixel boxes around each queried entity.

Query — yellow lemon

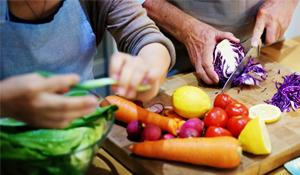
[172,86,211,119]
[249,104,281,124]
[238,117,272,155]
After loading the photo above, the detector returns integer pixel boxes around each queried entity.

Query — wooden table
[92,37,300,175]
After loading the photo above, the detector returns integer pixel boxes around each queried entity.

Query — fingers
[196,41,219,84]
[117,58,137,97]
[109,52,126,80]
[251,16,265,47]
[126,66,147,99]
[42,74,80,92]
[36,93,98,112]
[265,21,282,45]
[28,93,98,128]
[217,32,240,43]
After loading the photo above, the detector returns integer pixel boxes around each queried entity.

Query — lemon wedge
[238,117,272,155]
[249,104,281,124]
[172,86,211,119]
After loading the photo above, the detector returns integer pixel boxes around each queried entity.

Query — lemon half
[249,104,281,124]
[238,117,272,155]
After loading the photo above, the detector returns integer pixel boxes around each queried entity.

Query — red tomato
[204,107,228,127]
[225,102,249,118]
[227,116,250,137]
[214,93,234,109]
[205,126,232,137]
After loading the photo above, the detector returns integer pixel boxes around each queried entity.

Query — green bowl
[0,91,115,175]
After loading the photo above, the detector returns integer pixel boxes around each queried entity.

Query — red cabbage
[213,39,245,85]
[213,39,267,86]
[266,73,300,112]
[232,58,267,86]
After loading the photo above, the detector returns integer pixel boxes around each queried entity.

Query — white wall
[285,2,300,39]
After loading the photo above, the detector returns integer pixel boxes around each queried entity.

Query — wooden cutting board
[102,40,300,175]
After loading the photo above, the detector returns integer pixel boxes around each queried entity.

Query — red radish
[181,118,204,133]
[179,127,199,138]
[126,120,143,141]
[162,133,175,140]
[146,103,164,114]
[142,124,162,141]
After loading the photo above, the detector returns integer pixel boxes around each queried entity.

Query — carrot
[104,95,179,135]
[130,137,242,169]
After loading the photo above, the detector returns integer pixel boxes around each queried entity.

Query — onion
[146,103,164,114]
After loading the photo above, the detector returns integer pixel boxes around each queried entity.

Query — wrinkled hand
[0,73,98,128]
[183,19,240,84]
[252,0,298,47]
[109,52,165,101]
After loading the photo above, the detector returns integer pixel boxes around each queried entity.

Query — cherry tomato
[205,126,232,137]
[204,107,228,127]
[225,102,249,118]
[226,116,250,137]
[214,93,235,109]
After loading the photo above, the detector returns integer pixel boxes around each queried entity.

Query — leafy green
[0,104,116,175]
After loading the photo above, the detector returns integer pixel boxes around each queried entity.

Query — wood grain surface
[100,38,300,175]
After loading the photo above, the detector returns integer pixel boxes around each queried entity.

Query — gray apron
[0,0,97,81]
[166,0,263,75]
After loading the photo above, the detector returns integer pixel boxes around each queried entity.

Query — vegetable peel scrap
[266,73,300,112]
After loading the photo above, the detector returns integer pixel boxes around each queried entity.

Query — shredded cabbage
[266,73,300,112]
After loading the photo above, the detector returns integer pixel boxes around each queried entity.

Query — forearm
[138,43,171,83]
[143,0,202,43]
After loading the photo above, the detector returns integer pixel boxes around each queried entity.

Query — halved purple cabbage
[213,39,267,86]
[213,39,245,85]
[266,73,300,112]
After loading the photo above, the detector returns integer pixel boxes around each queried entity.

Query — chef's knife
[221,40,262,92]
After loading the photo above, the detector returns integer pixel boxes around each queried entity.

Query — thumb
[218,32,240,43]
[251,16,265,47]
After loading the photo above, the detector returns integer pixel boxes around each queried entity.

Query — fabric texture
[1,0,96,80]
[0,0,176,80]
[81,0,175,69]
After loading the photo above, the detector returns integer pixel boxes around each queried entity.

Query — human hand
[251,0,298,47]
[0,73,98,128]
[109,48,169,101]
[183,19,240,84]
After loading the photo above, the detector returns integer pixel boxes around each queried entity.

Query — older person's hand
[183,19,240,84]
[251,0,298,47]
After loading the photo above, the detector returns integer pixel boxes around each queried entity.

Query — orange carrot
[130,137,242,168]
[105,95,179,135]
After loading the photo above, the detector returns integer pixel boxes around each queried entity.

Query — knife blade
[221,40,261,92]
